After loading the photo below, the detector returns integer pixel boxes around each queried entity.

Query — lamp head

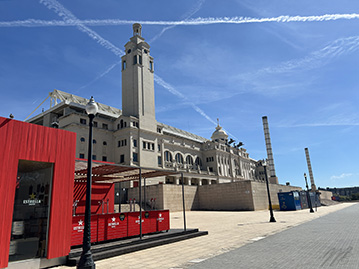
[304,173,307,178]
[85,96,98,116]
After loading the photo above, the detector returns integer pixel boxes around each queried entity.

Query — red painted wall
[0,117,76,268]
[73,182,114,215]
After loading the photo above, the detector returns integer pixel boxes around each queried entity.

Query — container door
[9,160,53,263]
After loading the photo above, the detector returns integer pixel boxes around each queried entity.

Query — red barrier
[127,212,142,237]
[104,213,128,240]
[142,211,157,234]
[71,210,170,246]
[156,210,170,232]
[71,215,98,246]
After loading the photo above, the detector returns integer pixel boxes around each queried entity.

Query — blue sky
[1,0,359,189]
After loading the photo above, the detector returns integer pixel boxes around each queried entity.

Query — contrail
[39,0,123,56]
[149,0,205,43]
[154,74,237,139]
[38,0,221,133]
[75,59,122,93]
[2,13,359,27]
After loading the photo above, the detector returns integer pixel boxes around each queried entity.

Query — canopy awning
[74,159,176,183]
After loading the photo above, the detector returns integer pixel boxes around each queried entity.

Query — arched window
[164,151,172,162]
[175,153,184,164]
[120,119,124,129]
[186,155,194,165]
[80,137,85,142]
[195,157,202,168]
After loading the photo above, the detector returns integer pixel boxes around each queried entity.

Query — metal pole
[139,168,142,239]
[118,182,121,213]
[77,114,95,269]
[263,164,276,223]
[181,173,187,231]
[304,173,314,213]
[144,177,146,211]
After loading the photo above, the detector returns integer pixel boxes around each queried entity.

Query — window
[79,153,85,159]
[152,143,155,151]
[158,144,161,151]
[150,61,154,71]
[93,139,96,144]
[118,139,127,147]
[186,155,194,165]
[133,153,138,162]
[133,55,137,65]
[133,139,137,147]
[80,137,85,142]
[157,127,161,133]
[93,121,98,127]
[175,153,184,164]
[195,157,202,168]
[92,155,96,160]
[133,122,136,127]
[139,55,142,65]
[120,154,125,163]
[102,123,108,130]
[80,118,86,125]
[102,156,107,162]
[165,151,172,162]
[122,60,126,70]
[147,143,151,150]
[158,156,162,166]
[103,141,107,146]
[143,141,146,149]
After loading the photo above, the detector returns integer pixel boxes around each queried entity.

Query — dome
[211,120,228,142]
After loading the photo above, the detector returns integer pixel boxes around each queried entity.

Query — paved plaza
[58,202,355,269]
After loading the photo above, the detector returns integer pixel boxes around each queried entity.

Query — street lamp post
[77,97,98,269]
[263,161,276,223]
[304,173,314,213]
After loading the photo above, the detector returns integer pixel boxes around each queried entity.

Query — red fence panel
[156,210,170,232]
[71,215,98,246]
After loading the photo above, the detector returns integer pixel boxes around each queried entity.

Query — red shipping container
[105,213,128,240]
[156,210,170,232]
[71,215,98,246]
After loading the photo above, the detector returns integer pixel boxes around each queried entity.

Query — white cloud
[330,173,354,180]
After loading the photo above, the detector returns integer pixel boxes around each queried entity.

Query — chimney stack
[305,148,317,191]
[262,116,278,184]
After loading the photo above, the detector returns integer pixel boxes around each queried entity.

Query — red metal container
[71,215,98,246]
[105,213,128,240]
[142,211,157,234]
[127,212,142,237]
[156,210,170,232]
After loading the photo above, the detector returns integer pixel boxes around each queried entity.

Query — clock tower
[121,23,156,132]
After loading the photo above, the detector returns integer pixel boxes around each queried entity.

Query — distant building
[321,187,359,197]
[27,23,266,187]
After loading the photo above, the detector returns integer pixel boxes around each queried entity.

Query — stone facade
[128,181,302,212]
[27,24,269,187]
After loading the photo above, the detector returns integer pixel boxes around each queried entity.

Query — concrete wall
[198,181,254,210]
[128,184,199,212]
[319,190,333,200]
[128,181,302,212]
[163,185,199,211]
[251,182,302,210]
